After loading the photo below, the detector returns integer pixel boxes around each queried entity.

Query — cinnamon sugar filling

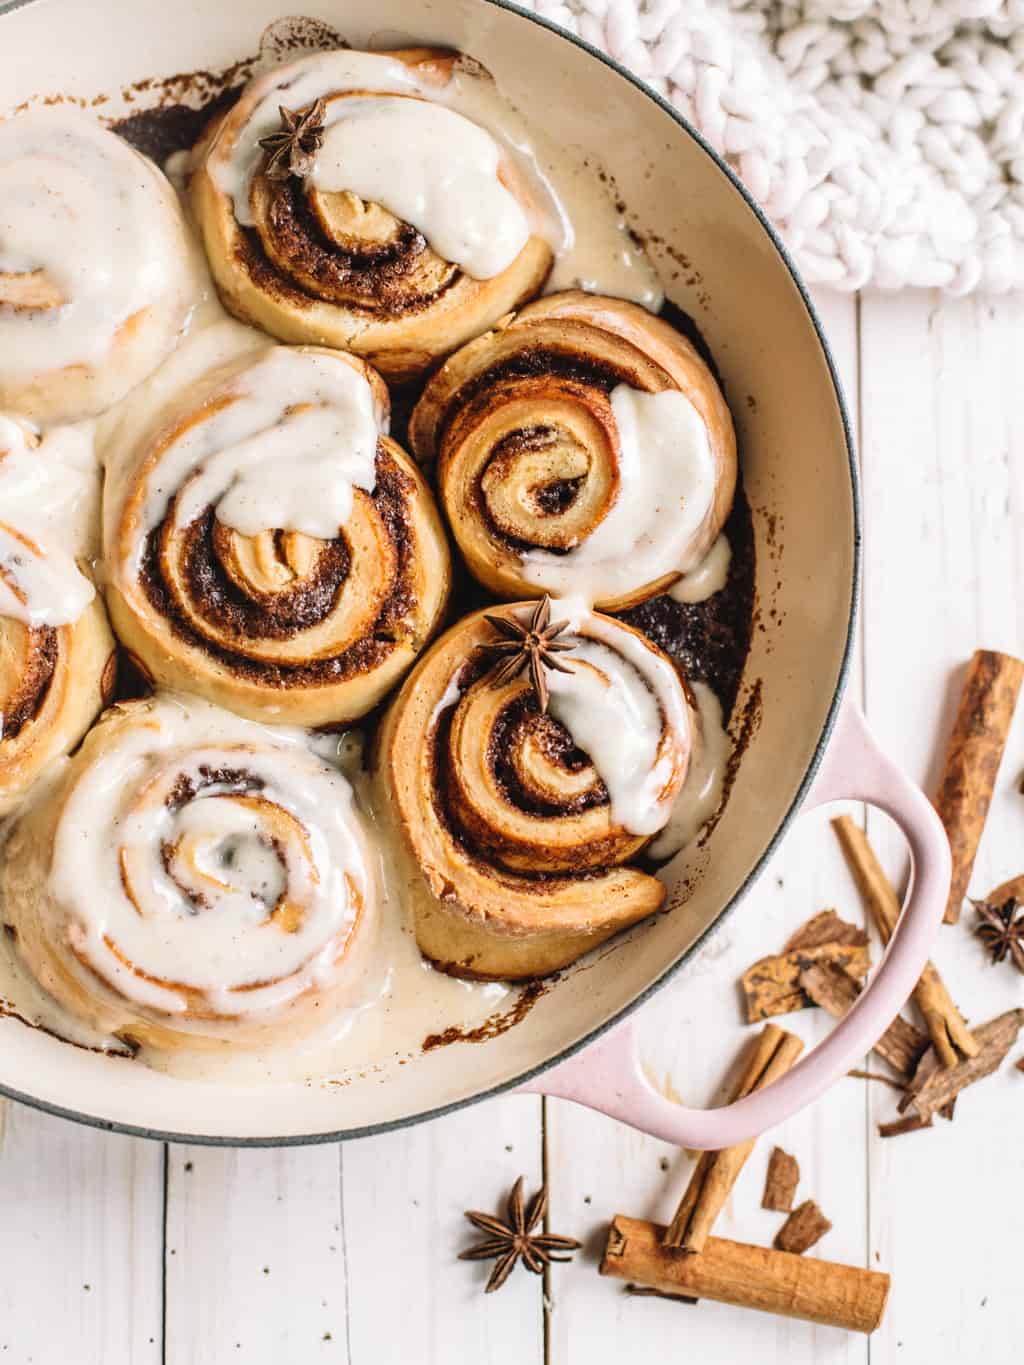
[2,626,58,740]
[239,174,464,316]
[138,447,419,688]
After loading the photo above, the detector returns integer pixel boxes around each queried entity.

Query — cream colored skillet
[0,0,950,1148]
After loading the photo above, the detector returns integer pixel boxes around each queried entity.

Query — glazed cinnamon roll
[0,108,193,423]
[190,48,553,382]
[103,343,451,727]
[409,293,737,611]
[376,600,693,978]
[0,417,114,815]
[0,695,375,1049]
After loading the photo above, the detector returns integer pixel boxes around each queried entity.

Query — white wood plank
[859,288,1024,1365]
[342,1096,545,1365]
[164,1096,544,1365]
[164,1143,350,1364]
[0,1100,163,1364]
[545,291,872,1365]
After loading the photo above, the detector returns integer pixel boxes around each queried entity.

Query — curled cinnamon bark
[831,815,977,1066]
[601,1217,890,1333]
[933,650,1024,923]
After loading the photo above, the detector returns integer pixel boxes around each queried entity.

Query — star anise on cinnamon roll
[258,98,327,180]
[376,602,698,979]
[479,596,575,713]
[190,48,553,382]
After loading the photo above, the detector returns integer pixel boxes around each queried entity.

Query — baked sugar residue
[422,979,547,1051]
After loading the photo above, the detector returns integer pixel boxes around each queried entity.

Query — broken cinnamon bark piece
[878,1115,932,1138]
[762,1147,800,1212]
[800,962,929,1081]
[903,1009,1024,1122]
[774,1200,832,1255]
[785,909,867,952]
[832,815,977,1066]
[741,911,870,1024]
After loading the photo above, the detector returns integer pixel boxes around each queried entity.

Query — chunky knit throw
[520,0,1024,292]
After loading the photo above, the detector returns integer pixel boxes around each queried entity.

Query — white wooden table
[2,286,1022,1365]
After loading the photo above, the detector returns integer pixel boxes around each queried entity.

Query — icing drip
[137,347,386,547]
[0,416,98,626]
[522,385,716,600]
[312,100,531,280]
[668,534,732,603]
[545,608,690,836]
[648,681,731,861]
[0,108,188,381]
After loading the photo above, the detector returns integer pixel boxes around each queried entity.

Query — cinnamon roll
[376,600,694,978]
[409,292,737,610]
[0,416,113,815]
[0,694,375,1049]
[0,108,193,423]
[103,343,451,727]
[190,48,553,382]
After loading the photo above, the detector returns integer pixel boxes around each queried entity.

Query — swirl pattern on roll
[0,417,113,815]
[377,602,693,979]
[0,108,193,423]
[103,343,451,727]
[190,48,553,382]
[0,695,374,1048]
[409,292,737,610]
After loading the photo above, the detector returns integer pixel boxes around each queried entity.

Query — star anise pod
[257,98,327,181]
[972,896,1024,973]
[459,1176,581,1293]
[479,596,576,714]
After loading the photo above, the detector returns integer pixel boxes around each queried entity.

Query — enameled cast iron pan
[0,0,951,1147]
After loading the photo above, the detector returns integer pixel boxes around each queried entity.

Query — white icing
[49,695,372,1020]
[545,610,690,836]
[668,534,732,603]
[209,49,661,306]
[0,108,188,381]
[312,100,530,279]
[0,416,98,626]
[522,384,716,600]
[130,347,385,549]
[649,682,731,861]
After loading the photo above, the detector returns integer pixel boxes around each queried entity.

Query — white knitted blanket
[520,0,1024,293]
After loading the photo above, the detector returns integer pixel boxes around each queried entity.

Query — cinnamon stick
[903,1008,1024,1122]
[662,1025,804,1254]
[800,962,929,1080]
[602,1217,890,1334]
[832,815,978,1066]
[934,650,1024,923]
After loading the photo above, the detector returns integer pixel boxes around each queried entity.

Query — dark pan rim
[0,0,860,1145]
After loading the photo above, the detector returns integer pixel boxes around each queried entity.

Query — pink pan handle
[515,703,951,1149]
